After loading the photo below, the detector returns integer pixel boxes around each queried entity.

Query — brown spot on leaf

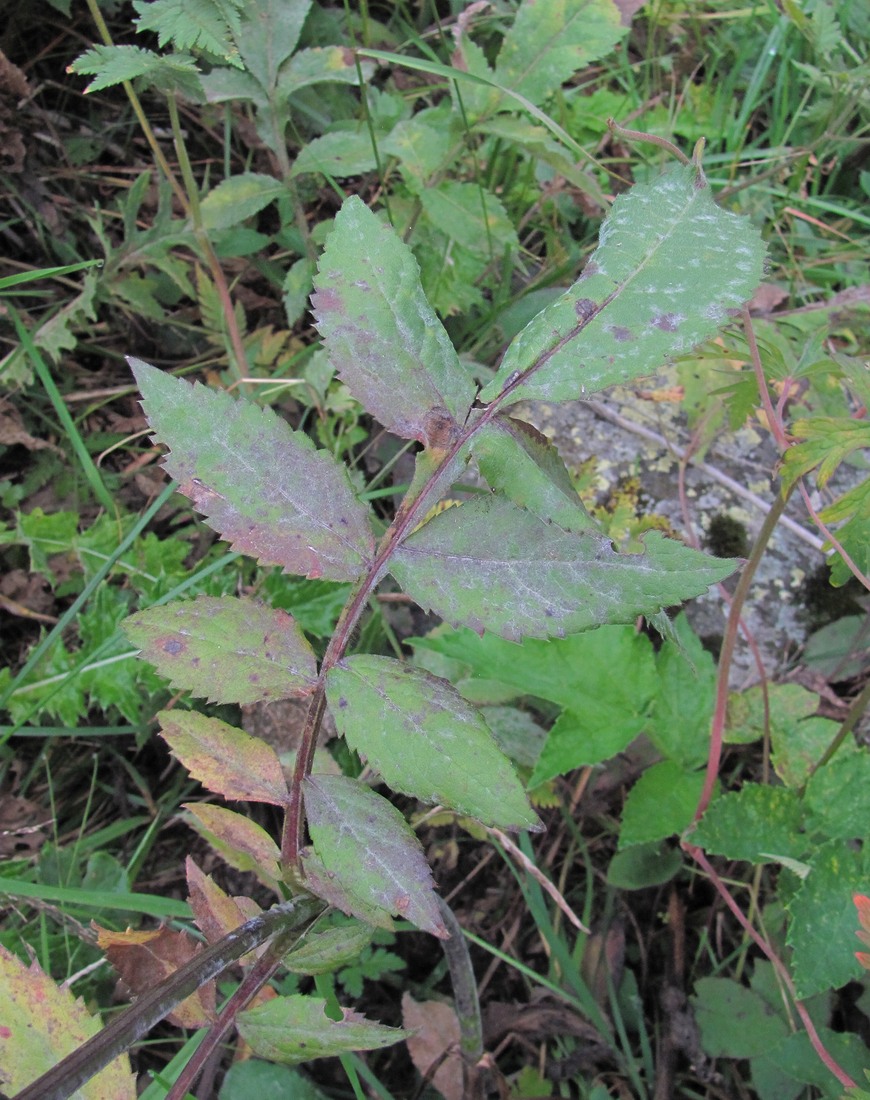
[423,406,460,451]
[160,637,186,656]
[651,312,682,332]
[575,298,597,322]
[610,326,632,342]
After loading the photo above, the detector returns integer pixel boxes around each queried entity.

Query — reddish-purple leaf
[124,595,317,705]
[129,358,375,581]
[303,774,448,937]
[312,196,475,447]
[159,710,289,806]
[184,803,282,890]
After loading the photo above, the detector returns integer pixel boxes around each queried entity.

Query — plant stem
[11,896,323,1100]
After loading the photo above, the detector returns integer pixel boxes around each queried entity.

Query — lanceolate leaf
[494,0,626,109]
[473,416,599,534]
[392,497,738,642]
[325,655,540,830]
[159,710,289,806]
[303,775,447,937]
[185,803,282,889]
[312,196,475,446]
[130,359,375,581]
[479,164,766,407]
[237,994,408,1064]
[124,595,317,705]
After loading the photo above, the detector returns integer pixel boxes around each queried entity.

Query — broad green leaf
[237,993,407,1064]
[473,416,600,534]
[0,945,136,1098]
[619,761,706,848]
[199,173,285,230]
[312,196,475,445]
[391,496,738,642]
[133,0,243,62]
[725,682,818,746]
[691,977,788,1059]
[494,0,626,109]
[692,784,807,863]
[786,839,870,997]
[283,922,373,975]
[420,181,518,260]
[301,853,394,931]
[381,117,453,187]
[479,164,766,407]
[124,594,316,704]
[325,656,539,830]
[481,705,547,769]
[607,841,683,891]
[185,803,281,889]
[647,612,717,769]
[220,1061,330,1099]
[159,711,289,806]
[291,129,379,180]
[804,749,870,841]
[752,1029,870,1100]
[780,417,870,489]
[303,775,447,937]
[69,45,202,96]
[130,358,375,581]
[277,46,372,98]
[234,0,311,91]
[530,704,647,783]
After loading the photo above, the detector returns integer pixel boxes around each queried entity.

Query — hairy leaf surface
[480,164,765,407]
[130,358,375,580]
[312,196,475,445]
[392,497,738,641]
[238,994,407,1064]
[473,416,599,534]
[124,595,317,704]
[159,710,289,806]
[325,656,539,829]
[304,775,447,937]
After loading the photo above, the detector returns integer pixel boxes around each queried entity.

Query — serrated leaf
[647,612,717,769]
[129,358,375,581]
[312,195,475,445]
[283,922,373,975]
[301,852,395,930]
[480,164,765,407]
[291,129,379,180]
[237,993,407,1064]
[494,0,626,108]
[199,172,285,229]
[133,0,243,62]
[787,839,870,997]
[691,977,788,1059]
[303,775,447,937]
[124,594,317,705]
[69,45,202,96]
[186,857,262,952]
[391,496,738,642]
[159,711,289,805]
[804,749,870,841]
[473,415,599,534]
[0,944,136,1098]
[781,417,870,489]
[325,656,539,830]
[619,761,706,848]
[420,181,518,259]
[692,784,807,863]
[185,803,281,889]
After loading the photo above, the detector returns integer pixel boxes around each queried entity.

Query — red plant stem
[685,845,857,1090]
[694,488,791,823]
[796,479,870,592]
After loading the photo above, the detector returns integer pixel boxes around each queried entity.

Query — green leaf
[780,417,870,489]
[283,922,373,975]
[290,129,379,180]
[220,1061,330,1100]
[277,46,372,98]
[234,0,311,90]
[607,842,682,891]
[804,749,870,841]
[158,710,289,806]
[392,497,738,642]
[420,181,518,259]
[691,977,788,1058]
[312,196,475,444]
[753,1029,870,1100]
[123,594,317,704]
[479,164,766,407]
[786,839,870,998]
[647,613,717,770]
[303,775,447,937]
[133,0,243,62]
[325,656,539,830]
[69,45,202,96]
[237,993,407,1064]
[473,416,600,535]
[619,761,706,848]
[692,784,807,863]
[129,358,375,581]
[199,173,285,230]
[494,0,626,108]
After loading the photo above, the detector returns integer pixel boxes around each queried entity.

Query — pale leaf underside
[130,358,375,581]
[391,496,738,642]
[326,655,540,830]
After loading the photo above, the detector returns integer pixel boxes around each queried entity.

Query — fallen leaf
[402,992,463,1100]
